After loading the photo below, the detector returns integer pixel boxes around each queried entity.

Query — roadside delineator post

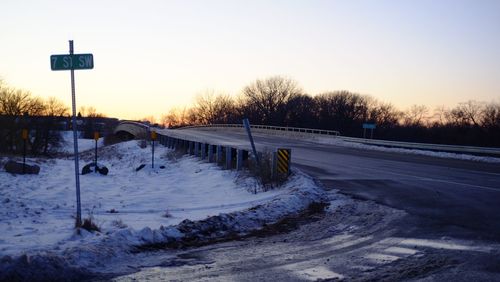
[189,141,194,155]
[94,131,99,173]
[194,142,199,156]
[216,145,223,164]
[236,149,244,170]
[271,151,278,180]
[151,130,157,168]
[22,129,28,174]
[225,146,232,169]
[208,145,214,162]
[276,148,291,176]
[201,143,206,160]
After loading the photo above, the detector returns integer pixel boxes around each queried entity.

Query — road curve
[160,127,500,239]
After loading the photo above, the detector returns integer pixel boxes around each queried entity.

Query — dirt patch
[250,202,329,237]
[135,201,329,253]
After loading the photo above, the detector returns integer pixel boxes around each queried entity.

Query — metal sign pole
[243,118,260,165]
[69,40,82,227]
[22,131,27,174]
[151,131,156,168]
[152,139,155,168]
[95,140,98,172]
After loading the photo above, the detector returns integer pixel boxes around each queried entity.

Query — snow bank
[0,140,329,280]
[57,131,104,153]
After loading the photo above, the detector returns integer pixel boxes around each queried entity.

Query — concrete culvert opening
[114,130,135,141]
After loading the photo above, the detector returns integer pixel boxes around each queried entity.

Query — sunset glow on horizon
[1,0,499,120]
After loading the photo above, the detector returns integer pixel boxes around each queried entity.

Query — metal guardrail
[340,136,500,156]
[178,124,341,136]
[154,130,291,179]
[177,124,500,157]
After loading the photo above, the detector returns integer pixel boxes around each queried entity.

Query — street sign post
[51,54,93,71]
[94,131,99,173]
[22,129,28,174]
[362,123,376,139]
[51,41,94,228]
[151,131,157,168]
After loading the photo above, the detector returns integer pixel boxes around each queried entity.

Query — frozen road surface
[108,127,500,281]
[163,127,500,238]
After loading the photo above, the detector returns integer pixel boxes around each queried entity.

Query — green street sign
[50,54,94,71]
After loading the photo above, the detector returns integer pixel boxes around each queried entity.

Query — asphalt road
[105,128,500,281]
[113,196,500,281]
[162,128,500,239]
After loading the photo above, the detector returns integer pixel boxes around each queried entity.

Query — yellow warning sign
[22,129,28,140]
[151,130,157,140]
[93,131,100,141]
[277,148,291,174]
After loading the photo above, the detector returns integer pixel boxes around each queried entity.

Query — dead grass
[111,219,128,229]
[76,213,101,233]
[162,210,173,218]
[248,150,288,190]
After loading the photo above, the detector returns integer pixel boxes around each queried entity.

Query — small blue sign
[363,123,376,129]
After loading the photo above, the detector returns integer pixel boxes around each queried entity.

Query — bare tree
[77,105,104,118]
[403,105,429,127]
[0,83,68,154]
[369,102,402,127]
[193,91,237,124]
[283,94,317,127]
[0,87,44,116]
[141,115,157,125]
[242,76,302,125]
[481,102,500,128]
[161,107,191,128]
[43,97,69,117]
[449,100,485,126]
[430,105,450,126]
[315,91,370,134]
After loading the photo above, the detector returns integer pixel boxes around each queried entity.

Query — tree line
[2,76,499,151]
[0,80,107,155]
[162,76,500,147]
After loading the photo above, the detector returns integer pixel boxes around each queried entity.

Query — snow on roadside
[57,131,104,153]
[313,136,500,163]
[0,140,330,279]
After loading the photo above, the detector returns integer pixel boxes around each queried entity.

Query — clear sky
[1,0,499,120]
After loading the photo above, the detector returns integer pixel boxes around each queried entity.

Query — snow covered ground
[0,134,328,278]
[57,131,105,153]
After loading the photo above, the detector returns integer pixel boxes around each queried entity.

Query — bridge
[113,120,150,140]
[114,121,500,238]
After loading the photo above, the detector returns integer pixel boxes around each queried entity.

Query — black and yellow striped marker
[277,148,291,174]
